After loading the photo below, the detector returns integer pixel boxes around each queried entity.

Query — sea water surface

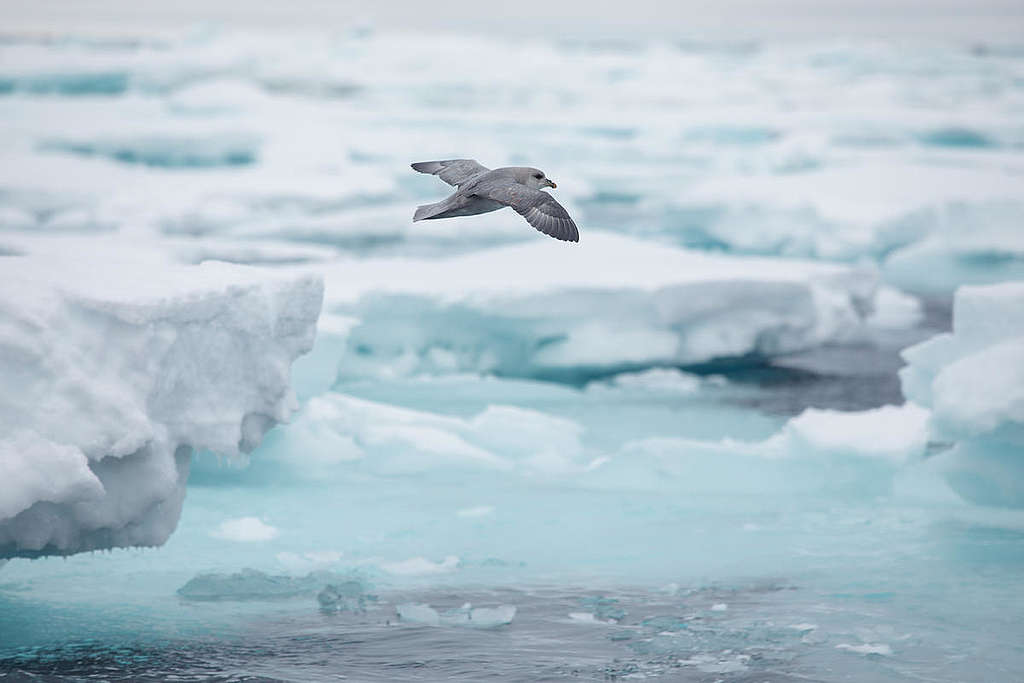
[2,23,1024,682]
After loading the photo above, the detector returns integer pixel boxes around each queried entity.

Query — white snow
[210,517,279,542]
[0,237,322,558]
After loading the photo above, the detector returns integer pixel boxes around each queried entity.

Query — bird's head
[519,167,557,190]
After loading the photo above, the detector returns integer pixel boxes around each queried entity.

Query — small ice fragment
[209,517,278,542]
[836,643,893,656]
[711,603,728,611]
[789,623,818,631]
[569,612,598,623]
[457,506,495,518]
[396,603,441,626]
[317,580,370,612]
[462,605,516,627]
[177,569,319,601]
[397,603,515,627]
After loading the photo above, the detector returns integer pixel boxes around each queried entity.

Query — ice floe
[901,282,1024,507]
[0,237,322,558]
[397,602,516,627]
[325,232,885,380]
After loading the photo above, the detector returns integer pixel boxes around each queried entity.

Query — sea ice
[396,602,516,627]
[0,237,322,558]
[323,232,883,380]
[901,282,1024,506]
[177,568,323,601]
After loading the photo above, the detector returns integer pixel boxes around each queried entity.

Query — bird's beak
[546,179,557,189]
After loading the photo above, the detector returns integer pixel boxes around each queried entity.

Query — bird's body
[411,159,580,242]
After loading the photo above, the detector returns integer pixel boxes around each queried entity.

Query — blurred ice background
[1,1,1023,680]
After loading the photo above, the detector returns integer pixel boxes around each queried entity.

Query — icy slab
[0,237,322,558]
[267,386,929,500]
[317,580,374,612]
[672,167,1024,266]
[397,602,516,628]
[275,392,585,478]
[901,283,1024,506]
[778,404,931,463]
[323,232,882,379]
[178,569,322,601]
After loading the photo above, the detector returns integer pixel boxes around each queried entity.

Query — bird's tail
[413,202,441,222]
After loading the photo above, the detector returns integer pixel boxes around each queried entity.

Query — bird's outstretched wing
[476,181,579,242]
[411,159,489,187]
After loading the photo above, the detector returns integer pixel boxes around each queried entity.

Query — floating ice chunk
[177,569,321,601]
[396,603,441,626]
[676,166,1024,261]
[836,643,893,656]
[568,612,600,623]
[210,517,279,542]
[900,283,1024,506]
[779,403,931,463]
[381,556,460,576]
[324,232,878,379]
[710,603,728,611]
[586,368,703,396]
[397,602,515,627]
[789,623,818,632]
[866,286,923,329]
[278,392,589,478]
[317,580,372,612]
[589,402,931,496]
[0,237,322,558]
[882,202,1024,294]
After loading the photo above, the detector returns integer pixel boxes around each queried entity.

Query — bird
[411,159,579,242]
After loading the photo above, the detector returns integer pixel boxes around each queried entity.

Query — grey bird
[411,159,579,242]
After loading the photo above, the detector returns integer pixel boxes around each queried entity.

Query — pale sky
[1,0,1023,40]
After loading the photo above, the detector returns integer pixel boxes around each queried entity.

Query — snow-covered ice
[326,232,884,379]
[0,237,322,558]
[901,282,1024,506]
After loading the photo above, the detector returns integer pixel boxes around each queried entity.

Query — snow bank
[0,237,322,558]
[900,282,1024,507]
[324,232,882,380]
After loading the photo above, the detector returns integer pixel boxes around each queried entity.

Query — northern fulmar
[411,159,579,242]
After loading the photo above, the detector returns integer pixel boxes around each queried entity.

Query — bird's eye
[533,173,543,179]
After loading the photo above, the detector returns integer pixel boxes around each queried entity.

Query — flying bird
[411,159,579,242]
